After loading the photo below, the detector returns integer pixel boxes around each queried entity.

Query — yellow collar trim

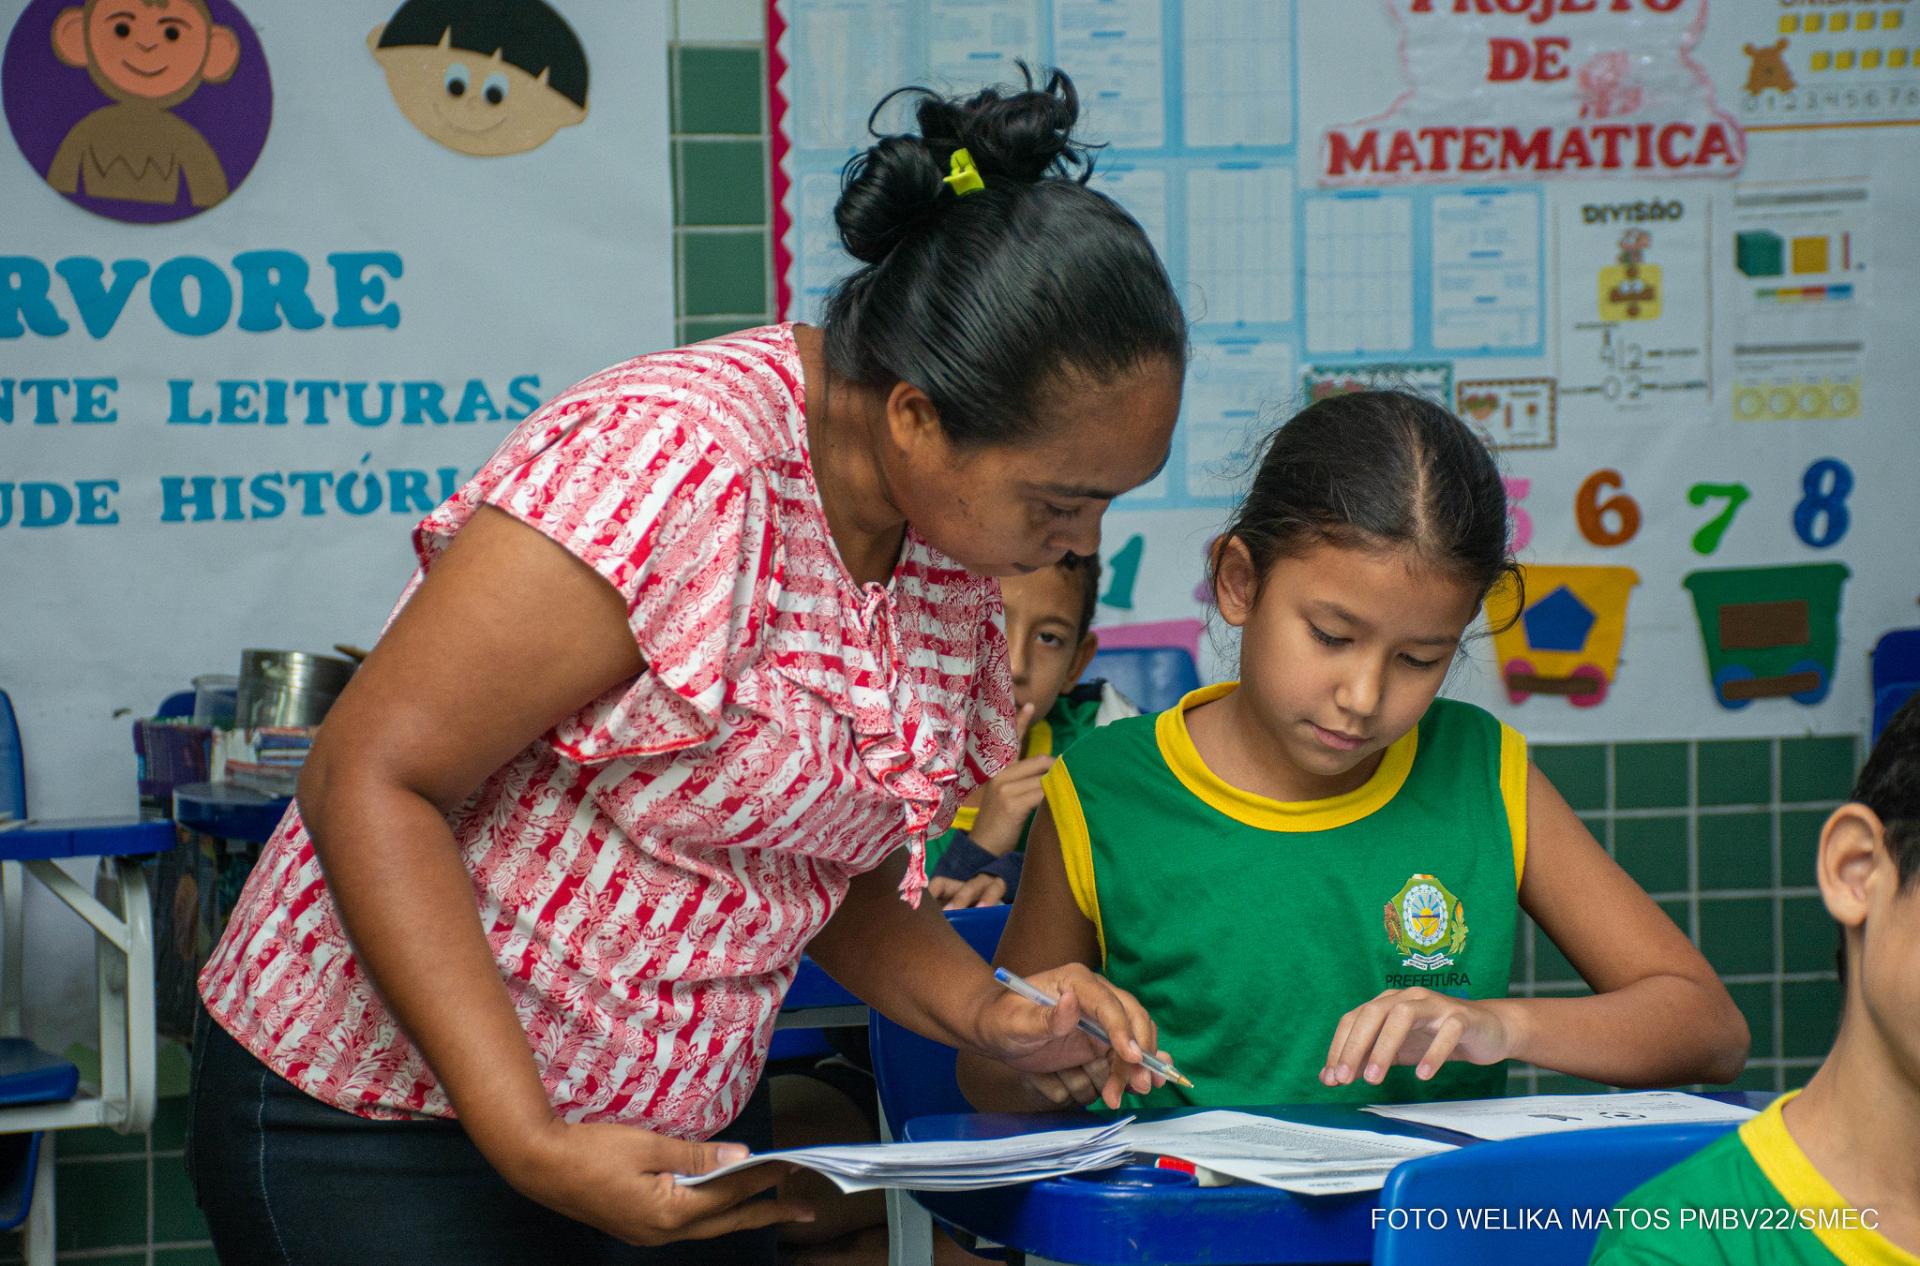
[1153,682,1417,832]
[1742,1091,1920,1266]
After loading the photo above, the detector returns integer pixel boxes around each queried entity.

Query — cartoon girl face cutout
[368,0,588,157]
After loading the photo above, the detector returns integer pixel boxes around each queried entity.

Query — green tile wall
[1510,735,1859,1096]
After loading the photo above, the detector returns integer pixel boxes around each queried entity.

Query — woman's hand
[970,963,1165,1109]
[495,1118,814,1246]
[1320,987,1515,1086]
[1018,1055,1115,1110]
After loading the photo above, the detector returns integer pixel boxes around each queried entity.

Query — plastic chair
[1374,1122,1741,1266]
[0,692,22,823]
[870,904,1011,1266]
[1082,646,1201,714]
[1871,629,1920,744]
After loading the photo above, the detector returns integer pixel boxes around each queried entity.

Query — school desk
[900,1092,1773,1266]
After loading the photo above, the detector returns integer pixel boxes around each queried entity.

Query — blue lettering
[53,258,149,339]
[168,379,212,425]
[507,374,541,420]
[293,380,339,424]
[346,382,394,427]
[0,258,69,337]
[287,470,333,516]
[160,476,218,523]
[150,256,233,337]
[218,380,260,424]
[455,378,501,422]
[73,377,117,423]
[75,479,119,525]
[249,472,286,519]
[22,482,74,528]
[234,250,326,333]
[386,468,434,513]
[20,379,70,424]
[329,252,403,329]
[401,380,448,424]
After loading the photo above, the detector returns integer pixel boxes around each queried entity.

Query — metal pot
[233,650,356,730]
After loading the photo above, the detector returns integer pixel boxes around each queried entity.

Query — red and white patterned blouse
[199,325,1017,1139]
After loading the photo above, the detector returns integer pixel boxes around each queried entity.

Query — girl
[190,68,1182,1262]
[960,390,1748,1113]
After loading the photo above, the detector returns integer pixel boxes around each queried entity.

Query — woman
[189,69,1186,1262]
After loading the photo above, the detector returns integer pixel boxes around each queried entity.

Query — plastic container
[191,674,238,727]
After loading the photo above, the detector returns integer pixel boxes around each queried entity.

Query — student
[960,389,1748,1113]
[927,553,1138,910]
[1591,693,1920,1266]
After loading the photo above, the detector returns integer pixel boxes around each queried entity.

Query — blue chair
[1083,646,1201,714]
[1374,1122,1741,1266]
[0,691,22,824]
[1871,629,1920,744]
[869,905,1011,1265]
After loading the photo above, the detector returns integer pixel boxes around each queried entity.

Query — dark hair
[822,67,1187,447]
[1210,390,1520,616]
[377,0,589,107]
[1836,692,1920,980]
[1057,552,1101,641]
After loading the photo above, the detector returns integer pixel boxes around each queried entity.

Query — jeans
[187,1006,777,1265]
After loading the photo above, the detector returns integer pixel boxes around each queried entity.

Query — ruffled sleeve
[421,395,777,765]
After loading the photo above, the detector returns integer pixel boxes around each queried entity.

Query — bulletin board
[770,0,1920,742]
[0,0,674,817]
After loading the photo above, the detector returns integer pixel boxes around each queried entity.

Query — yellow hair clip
[944,147,986,196]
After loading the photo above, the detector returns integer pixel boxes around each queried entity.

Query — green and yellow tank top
[1042,682,1528,1110]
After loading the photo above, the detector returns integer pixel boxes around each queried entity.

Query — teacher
[186,68,1187,1263]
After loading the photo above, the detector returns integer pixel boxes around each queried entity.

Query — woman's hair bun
[834,65,1094,265]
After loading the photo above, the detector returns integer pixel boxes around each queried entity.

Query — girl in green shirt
[960,389,1749,1112]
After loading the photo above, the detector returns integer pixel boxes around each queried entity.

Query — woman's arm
[1323,762,1748,1088]
[948,806,1114,1111]
[300,506,807,1244]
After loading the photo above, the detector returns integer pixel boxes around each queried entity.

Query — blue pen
[993,966,1195,1089]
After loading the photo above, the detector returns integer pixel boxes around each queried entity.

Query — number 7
[1687,481,1750,555]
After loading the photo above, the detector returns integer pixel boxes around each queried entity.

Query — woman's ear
[1212,536,1259,629]
[884,380,945,460]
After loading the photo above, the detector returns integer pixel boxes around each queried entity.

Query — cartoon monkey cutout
[369,0,588,157]
[46,0,239,207]
[1744,40,1795,95]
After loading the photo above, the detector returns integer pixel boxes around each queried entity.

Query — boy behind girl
[1592,693,1920,1265]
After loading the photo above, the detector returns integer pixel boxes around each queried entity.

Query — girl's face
[885,359,1182,577]
[1216,537,1483,793]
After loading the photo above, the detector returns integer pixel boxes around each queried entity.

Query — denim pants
[187,1006,777,1265]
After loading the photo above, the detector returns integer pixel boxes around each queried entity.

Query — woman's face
[889,358,1182,577]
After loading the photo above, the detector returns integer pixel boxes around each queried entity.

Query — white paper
[1362,1092,1758,1142]
[1124,1110,1457,1194]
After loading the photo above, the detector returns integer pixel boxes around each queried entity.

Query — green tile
[1783,1062,1822,1089]
[1657,898,1691,938]
[1782,895,1840,976]
[1780,808,1830,888]
[680,232,768,316]
[1728,1064,1779,1092]
[1698,740,1772,806]
[1535,1073,1610,1094]
[156,1248,222,1265]
[1698,897,1774,977]
[674,46,762,134]
[677,139,767,226]
[50,1123,145,1157]
[1532,923,1583,984]
[158,1036,193,1098]
[1726,981,1776,1058]
[1614,742,1689,809]
[678,317,755,344]
[1781,735,1857,803]
[1579,816,1609,849]
[1534,744,1606,811]
[1697,812,1771,891]
[55,1157,146,1252]
[1614,815,1689,894]
[1510,924,1528,978]
[152,1093,190,1152]
[1781,979,1843,1058]
[154,1151,210,1243]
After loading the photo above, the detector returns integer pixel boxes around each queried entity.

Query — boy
[1591,693,1920,1265]
[926,552,1136,908]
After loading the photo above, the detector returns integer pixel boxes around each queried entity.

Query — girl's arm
[952,805,1122,1111]
[1325,762,1748,1088]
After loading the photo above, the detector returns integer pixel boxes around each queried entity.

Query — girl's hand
[1319,987,1515,1086]
[942,872,1009,909]
[971,963,1163,1109]
[495,1118,814,1246]
[969,755,1055,855]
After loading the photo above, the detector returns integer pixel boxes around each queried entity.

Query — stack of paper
[1363,1091,1758,1140]
[676,1118,1138,1194]
[1125,1111,1458,1195]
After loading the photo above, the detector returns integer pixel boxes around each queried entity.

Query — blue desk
[0,817,174,862]
[170,782,289,847]
[901,1094,1772,1266]
[779,905,1010,1031]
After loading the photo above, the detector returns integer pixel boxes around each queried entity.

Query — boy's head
[1000,553,1100,717]
[1820,693,1920,1056]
